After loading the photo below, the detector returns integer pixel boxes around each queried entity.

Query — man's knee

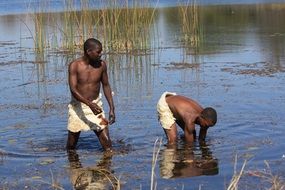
[95,128,112,150]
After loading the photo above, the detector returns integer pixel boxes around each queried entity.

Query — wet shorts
[157,91,177,129]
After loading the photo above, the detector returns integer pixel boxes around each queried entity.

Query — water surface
[1,2,285,190]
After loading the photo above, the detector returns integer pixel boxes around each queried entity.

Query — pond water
[1,2,285,190]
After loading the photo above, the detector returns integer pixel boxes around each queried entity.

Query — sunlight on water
[0,2,285,189]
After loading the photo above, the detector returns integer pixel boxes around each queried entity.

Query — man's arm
[198,127,208,141]
[68,61,102,114]
[101,61,115,124]
[184,118,196,143]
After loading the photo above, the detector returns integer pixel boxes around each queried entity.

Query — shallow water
[1,2,285,190]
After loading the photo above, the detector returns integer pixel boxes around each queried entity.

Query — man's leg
[163,123,178,144]
[66,131,81,150]
[94,127,112,151]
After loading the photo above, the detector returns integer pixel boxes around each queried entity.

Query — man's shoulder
[101,60,107,66]
[70,57,84,65]
[100,60,108,70]
[69,57,86,68]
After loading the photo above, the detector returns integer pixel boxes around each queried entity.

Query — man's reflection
[159,141,219,179]
[67,150,119,190]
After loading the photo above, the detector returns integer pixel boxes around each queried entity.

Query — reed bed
[28,0,205,54]
[28,0,157,53]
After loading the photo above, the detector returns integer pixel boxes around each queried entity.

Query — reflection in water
[1,3,285,189]
[34,52,47,100]
[1,4,284,95]
[107,53,156,100]
[67,150,119,190]
[159,142,218,179]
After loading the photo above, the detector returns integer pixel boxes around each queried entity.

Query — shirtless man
[157,92,217,144]
[66,38,115,151]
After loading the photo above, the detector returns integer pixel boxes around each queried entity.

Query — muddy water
[1,3,285,190]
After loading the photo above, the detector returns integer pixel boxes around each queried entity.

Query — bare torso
[71,57,105,101]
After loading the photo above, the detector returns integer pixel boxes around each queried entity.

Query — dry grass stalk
[26,169,64,190]
[227,155,247,190]
[95,168,121,190]
[150,138,162,190]
[247,161,285,190]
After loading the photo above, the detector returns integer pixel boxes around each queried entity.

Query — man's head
[200,107,217,127]
[83,38,102,62]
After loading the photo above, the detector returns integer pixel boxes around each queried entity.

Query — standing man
[67,38,115,151]
[157,92,217,144]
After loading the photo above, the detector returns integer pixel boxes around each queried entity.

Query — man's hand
[109,110,115,125]
[98,115,109,126]
[88,102,102,115]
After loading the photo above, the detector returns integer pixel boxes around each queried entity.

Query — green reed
[29,0,157,53]
[92,0,157,53]
[33,13,47,53]
[178,0,203,50]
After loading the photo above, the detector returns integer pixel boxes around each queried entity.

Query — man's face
[87,45,102,62]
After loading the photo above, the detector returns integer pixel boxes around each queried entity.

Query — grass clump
[27,0,158,54]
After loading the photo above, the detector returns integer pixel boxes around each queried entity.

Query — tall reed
[29,0,157,53]
[178,0,203,49]
[93,0,157,53]
[151,138,162,190]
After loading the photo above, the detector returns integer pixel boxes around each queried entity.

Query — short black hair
[201,107,217,126]
[83,38,102,54]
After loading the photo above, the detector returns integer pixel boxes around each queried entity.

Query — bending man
[157,92,217,144]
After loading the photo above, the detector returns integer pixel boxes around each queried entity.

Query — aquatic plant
[178,0,203,50]
[151,138,162,190]
[227,155,247,190]
[28,0,157,54]
[226,156,285,190]
[91,0,157,53]
[246,161,285,190]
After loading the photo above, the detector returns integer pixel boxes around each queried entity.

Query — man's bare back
[166,95,203,125]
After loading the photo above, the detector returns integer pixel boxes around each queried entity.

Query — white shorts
[67,95,108,132]
[157,91,177,129]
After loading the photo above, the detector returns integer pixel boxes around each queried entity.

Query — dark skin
[164,95,215,144]
[66,44,115,151]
